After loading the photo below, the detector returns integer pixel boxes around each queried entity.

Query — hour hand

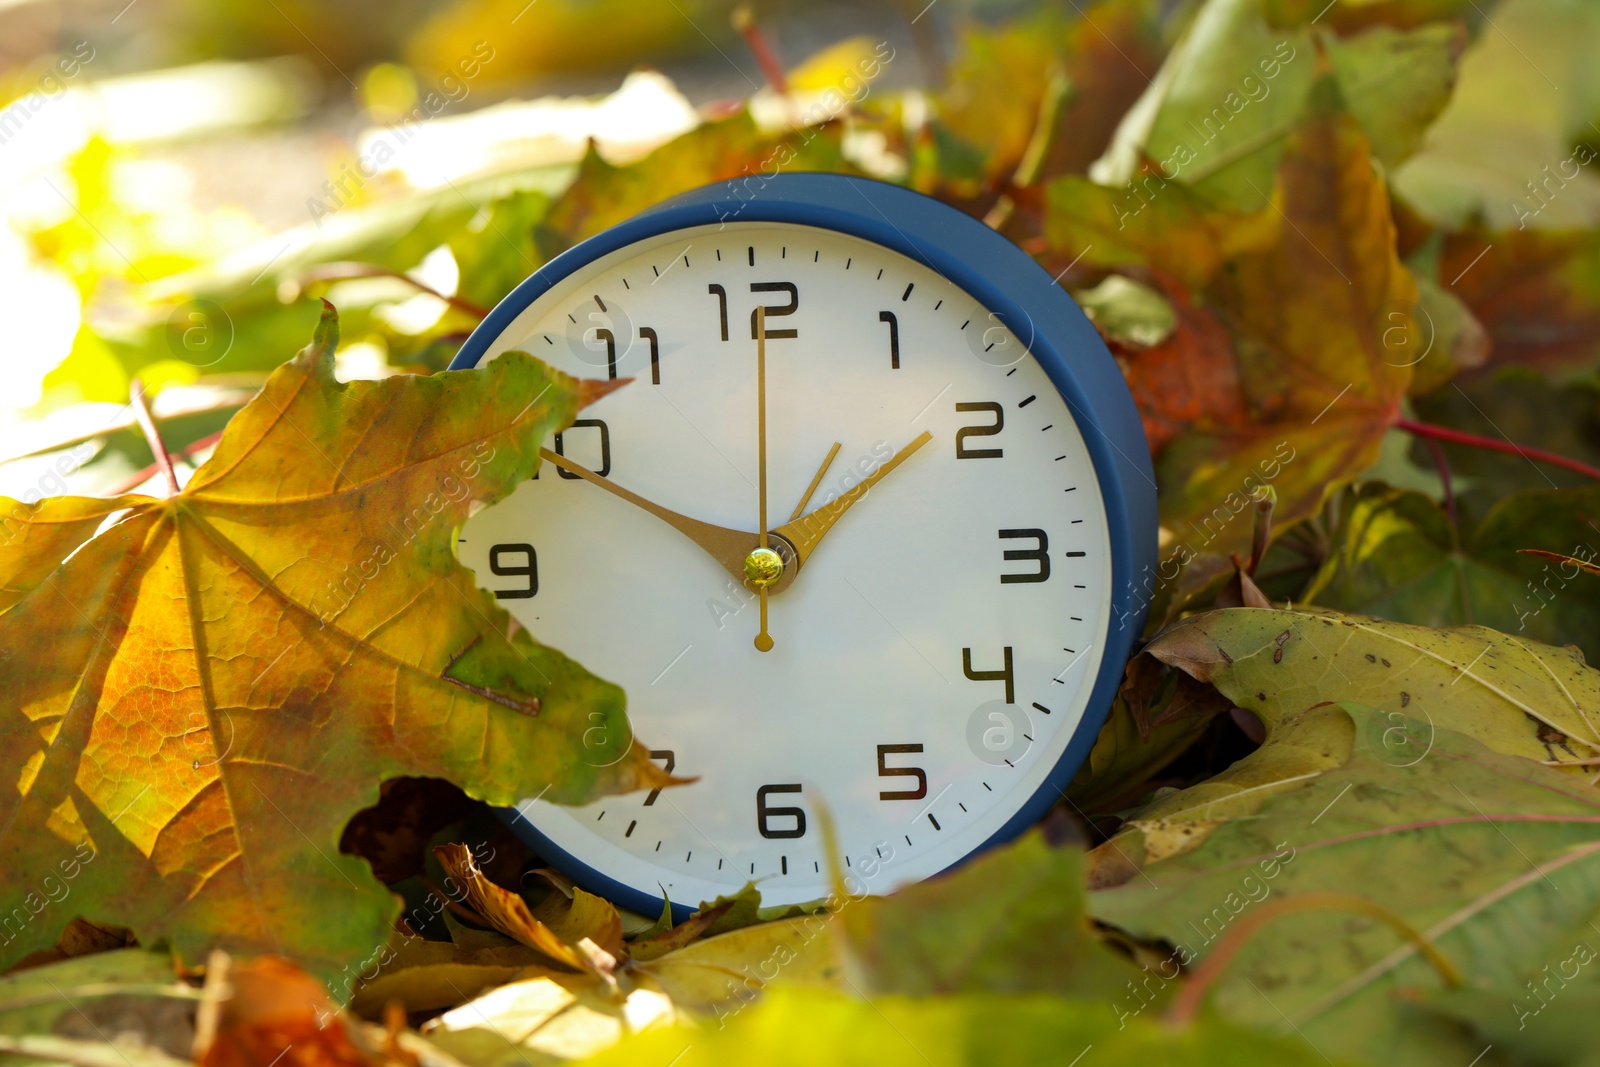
[538,447,754,584]
[771,430,933,568]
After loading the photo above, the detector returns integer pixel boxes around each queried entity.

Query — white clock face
[460,221,1112,909]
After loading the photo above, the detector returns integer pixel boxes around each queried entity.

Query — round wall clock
[448,173,1156,917]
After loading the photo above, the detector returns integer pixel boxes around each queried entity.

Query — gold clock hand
[749,307,780,653]
[538,447,754,584]
[789,441,842,521]
[771,430,934,568]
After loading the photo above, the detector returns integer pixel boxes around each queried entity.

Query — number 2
[955,402,1003,459]
[749,282,798,339]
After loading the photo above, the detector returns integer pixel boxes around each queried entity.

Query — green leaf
[1410,370,1600,523]
[1406,274,1490,395]
[1091,703,1600,1067]
[1323,23,1463,168]
[1088,606,1600,879]
[572,986,1352,1067]
[1075,274,1177,348]
[1147,607,1600,777]
[1422,981,1600,1067]
[1094,0,1316,211]
[1304,483,1600,663]
[1044,176,1278,292]
[840,830,1143,998]
[1393,0,1600,230]
[0,949,188,1039]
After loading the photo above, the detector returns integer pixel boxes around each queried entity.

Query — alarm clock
[449,173,1155,917]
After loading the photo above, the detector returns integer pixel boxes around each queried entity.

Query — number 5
[877,744,927,800]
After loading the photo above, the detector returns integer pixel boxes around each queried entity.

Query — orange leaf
[195,955,371,1067]
[0,304,671,984]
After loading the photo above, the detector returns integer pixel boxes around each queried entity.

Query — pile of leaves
[4,0,1600,1064]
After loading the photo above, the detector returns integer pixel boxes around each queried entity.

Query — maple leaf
[1052,98,1417,565]
[0,304,668,984]
[1091,702,1600,1067]
[1087,605,1600,883]
[539,112,846,254]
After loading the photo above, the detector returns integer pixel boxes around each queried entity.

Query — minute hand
[771,430,933,568]
[538,447,753,583]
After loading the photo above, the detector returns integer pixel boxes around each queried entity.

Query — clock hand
[770,430,934,568]
[749,307,780,653]
[789,441,842,521]
[537,447,755,584]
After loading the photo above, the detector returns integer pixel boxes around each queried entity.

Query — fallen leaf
[1405,274,1489,395]
[840,831,1142,998]
[1151,606,1600,772]
[1408,370,1600,518]
[1044,176,1279,292]
[1075,273,1177,349]
[627,916,840,1021]
[1104,278,1249,454]
[1304,483,1600,662]
[1422,983,1600,1067]
[624,897,740,964]
[1090,605,1600,879]
[1428,224,1600,377]
[929,0,1162,197]
[1157,101,1416,563]
[0,948,191,1044]
[0,305,668,983]
[1065,655,1233,812]
[573,986,1349,1067]
[1091,703,1600,1067]
[434,844,621,976]
[345,928,570,1018]
[194,954,370,1067]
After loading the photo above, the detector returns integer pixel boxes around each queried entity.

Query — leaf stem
[1164,891,1461,1028]
[109,429,224,495]
[1422,438,1458,537]
[733,5,789,96]
[295,263,489,319]
[1396,417,1600,482]
[129,379,180,497]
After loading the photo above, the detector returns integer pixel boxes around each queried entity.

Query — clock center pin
[743,546,784,587]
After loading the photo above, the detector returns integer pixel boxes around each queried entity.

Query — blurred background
[2,0,1597,520]
[0,0,968,499]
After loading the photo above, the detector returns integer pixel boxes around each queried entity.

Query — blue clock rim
[451,172,1157,923]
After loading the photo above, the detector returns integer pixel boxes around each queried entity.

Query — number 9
[489,543,538,599]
